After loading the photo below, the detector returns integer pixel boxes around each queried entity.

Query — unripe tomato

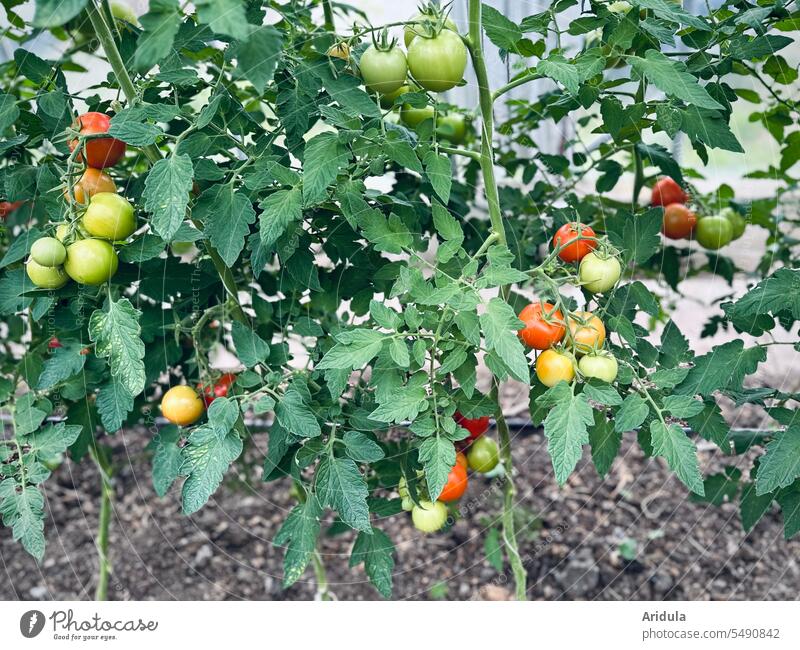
[552,222,596,262]
[411,500,448,533]
[400,104,435,128]
[82,192,136,240]
[436,114,467,144]
[64,239,119,285]
[26,259,68,289]
[68,112,126,169]
[661,203,697,240]
[438,463,468,502]
[650,177,687,207]
[453,411,490,441]
[579,252,621,294]
[535,349,575,387]
[360,45,408,94]
[404,12,457,47]
[69,168,116,204]
[110,1,139,25]
[567,311,606,355]
[720,207,746,240]
[0,200,24,219]
[455,451,468,470]
[327,42,350,61]
[695,215,733,250]
[161,385,205,426]
[407,29,467,92]
[30,237,67,267]
[467,436,500,473]
[379,83,412,109]
[199,372,237,407]
[518,302,565,350]
[578,350,618,383]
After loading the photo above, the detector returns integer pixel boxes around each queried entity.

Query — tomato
[379,83,412,109]
[68,112,126,169]
[695,215,733,250]
[404,12,457,47]
[64,239,119,285]
[161,385,205,426]
[518,302,565,350]
[407,29,467,93]
[438,463,468,502]
[455,451,468,470]
[69,168,116,204]
[435,114,467,143]
[720,207,746,240]
[48,337,62,349]
[327,42,350,61]
[26,259,68,289]
[579,252,621,294]
[110,1,139,25]
[360,45,408,95]
[661,203,697,240]
[453,411,490,441]
[30,237,67,267]
[552,223,597,262]
[650,177,687,207]
[400,104,435,128]
[82,192,136,240]
[535,349,575,387]
[467,436,500,473]
[578,351,618,383]
[0,200,24,219]
[199,372,237,407]
[411,500,448,533]
[567,311,606,355]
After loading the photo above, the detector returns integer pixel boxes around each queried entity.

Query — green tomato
[578,351,618,383]
[720,207,746,240]
[82,192,136,241]
[30,237,67,267]
[467,436,500,473]
[400,104,435,128]
[170,241,194,255]
[64,239,119,285]
[110,1,139,26]
[579,252,622,294]
[379,83,412,109]
[404,13,458,47]
[695,215,733,250]
[411,500,448,533]
[26,259,68,289]
[436,114,467,144]
[360,45,408,95]
[407,29,467,92]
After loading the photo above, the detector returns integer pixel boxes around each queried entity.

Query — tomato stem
[90,444,114,601]
[321,0,335,31]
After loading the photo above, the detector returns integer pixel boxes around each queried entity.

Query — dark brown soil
[2,416,798,601]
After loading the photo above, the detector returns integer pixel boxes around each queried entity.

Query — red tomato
[518,302,565,350]
[552,223,596,263]
[650,177,687,207]
[199,372,236,406]
[0,201,24,219]
[438,463,468,502]
[661,203,697,240]
[454,411,490,441]
[48,337,62,349]
[68,112,126,169]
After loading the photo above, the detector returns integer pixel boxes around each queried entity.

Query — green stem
[312,550,332,600]
[321,0,335,31]
[492,71,541,101]
[90,446,113,601]
[631,80,646,208]
[468,0,526,601]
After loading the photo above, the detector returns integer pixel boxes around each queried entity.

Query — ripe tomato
[69,168,116,204]
[48,337,62,349]
[567,311,606,355]
[579,252,621,294]
[327,42,350,60]
[30,237,67,267]
[438,463,468,502]
[453,411,490,441]
[400,104,434,128]
[411,500,448,533]
[26,259,68,289]
[518,302,565,350]
[82,192,136,240]
[695,215,733,250]
[650,177,687,207]
[535,349,575,387]
[360,45,408,95]
[552,222,596,262]
[661,203,697,240]
[467,436,500,473]
[407,29,467,92]
[404,12,457,47]
[0,200,24,219]
[199,372,237,407]
[455,451,468,470]
[436,114,467,144]
[63,239,119,285]
[69,112,126,169]
[720,207,746,240]
[161,385,205,426]
[578,351,618,383]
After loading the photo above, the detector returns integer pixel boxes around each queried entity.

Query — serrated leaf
[740,481,773,532]
[259,188,302,251]
[195,0,252,40]
[275,388,321,437]
[650,421,704,496]
[318,330,386,371]
[538,55,580,94]
[36,343,86,390]
[614,393,649,433]
[316,455,371,532]
[418,435,456,501]
[628,50,721,110]
[23,422,82,458]
[0,479,45,561]
[151,425,182,497]
[680,106,743,153]
[274,498,322,586]
[538,383,593,485]
[134,0,182,73]
[369,384,427,424]
[755,426,800,496]
[88,298,146,396]
[350,527,395,598]
[589,411,620,477]
[180,424,243,514]
[675,340,765,397]
[32,0,87,27]
[231,321,270,368]
[424,151,451,203]
[96,378,133,432]
[142,154,194,242]
[194,184,256,266]
[302,132,352,206]
[662,395,704,418]
[385,140,422,173]
[343,431,385,463]
[236,25,282,93]
[480,298,529,383]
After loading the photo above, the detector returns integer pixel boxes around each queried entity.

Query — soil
[2,394,798,601]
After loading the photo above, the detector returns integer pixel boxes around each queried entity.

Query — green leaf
[134,0,182,73]
[680,107,744,153]
[142,154,194,242]
[316,455,371,532]
[350,527,395,598]
[14,393,48,436]
[107,119,163,146]
[231,321,270,368]
[650,421,704,496]
[259,188,303,251]
[343,431,385,463]
[675,340,765,397]
[236,26,283,94]
[0,94,20,132]
[423,150,452,204]
[369,300,402,330]
[729,35,792,61]
[151,425,182,497]
[88,298,146,396]
[539,384,593,485]
[740,482,773,532]
[481,4,523,51]
[722,268,800,335]
[582,382,622,406]
[32,0,87,27]
[96,378,133,432]
[480,298,529,383]
[589,410,620,477]
[630,0,710,31]
[418,435,456,501]
[194,0,252,40]
[369,384,427,424]
[194,184,256,266]
[614,393,649,433]
[685,402,728,447]
[384,140,422,173]
[755,427,800,496]
[538,55,579,94]
[477,245,530,288]
[628,50,721,110]
[777,489,800,539]
[36,343,86,390]
[484,526,504,572]
[23,422,82,458]
[180,423,243,514]
[0,479,45,561]
[274,388,321,437]
[302,132,352,206]
[275,498,322,586]
[662,395,704,418]
[606,208,662,264]
[317,330,386,371]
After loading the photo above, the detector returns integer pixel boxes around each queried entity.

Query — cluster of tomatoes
[160,374,238,426]
[25,112,132,289]
[404,412,500,533]
[329,6,468,144]
[518,223,622,387]
[652,177,747,250]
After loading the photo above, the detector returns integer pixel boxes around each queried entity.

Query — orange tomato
[69,168,116,204]
[518,302,565,349]
[438,463,468,502]
[567,311,606,355]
